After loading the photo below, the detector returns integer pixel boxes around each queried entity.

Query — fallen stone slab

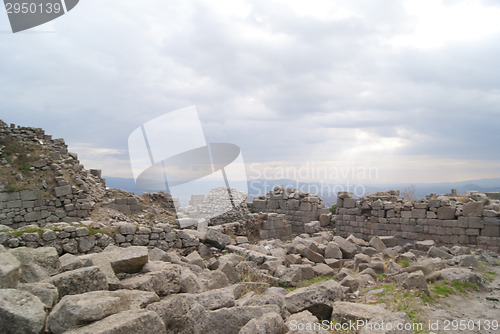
[333,236,357,259]
[285,279,344,319]
[147,294,207,333]
[193,288,236,310]
[331,301,391,323]
[103,246,149,274]
[205,229,232,249]
[427,246,453,260]
[46,266,108,300]
[358,312,413,334]
[0,289,46,334]
[0,248,21,288]
[64,309,166,334]
[286,310,323,334]
[238,312,287,334]
[10,246,60,283]
[47,291,129,334]
[17,282,59,309]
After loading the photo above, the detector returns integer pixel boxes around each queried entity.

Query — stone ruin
[335,190,500,252]
[247,186,332,234]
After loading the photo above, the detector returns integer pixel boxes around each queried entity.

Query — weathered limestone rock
[47,291,129,334]
[205,229,232,249]
[340,275,360,292]
[0,289,46,334]
[46,266,108,299]
[200,305,281,334]
[119,263,182,296]
[324,242,343,259]
[427,246,453,260]
[104,246,149,274]
[401,270,429,295]
[147,294,207,334]
[331,301,392,323]
[304,248,325,263]
[10,246,60,282]
[286,310,323,334]
[369,236,387,252]
[238,312,287,334]
[0,248,21,288]
[415,240,435,252]
[17,282,59,309]
[241,291,287,318]
[64,309,166,334]
[312,263,334,277]
[193,288,236,310]
[333,236,357,259]
[285,280,343,319]
[185,250,207,269]
[435,268,484,286]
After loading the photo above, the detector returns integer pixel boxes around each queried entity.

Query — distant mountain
[103,176,500,207]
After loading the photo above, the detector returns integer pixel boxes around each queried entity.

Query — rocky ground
[1,226,498,334]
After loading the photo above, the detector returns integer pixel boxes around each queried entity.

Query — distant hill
[103,176,500,207]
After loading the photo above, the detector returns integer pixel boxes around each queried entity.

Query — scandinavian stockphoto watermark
[3,0,79,33]
[127,106,248,221]
[248,162,379,198]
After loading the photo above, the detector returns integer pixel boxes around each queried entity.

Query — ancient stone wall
[0,221,210,255]
[0,122,106,228]
[248,186,332,234]
[335,191,500,252]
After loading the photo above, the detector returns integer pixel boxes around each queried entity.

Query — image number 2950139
[3,0,79,33]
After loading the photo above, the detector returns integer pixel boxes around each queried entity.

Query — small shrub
[399,258,410,268]
[330,204,337,214]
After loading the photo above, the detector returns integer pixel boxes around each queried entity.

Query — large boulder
[435,268,484,287]
[238,312,287,334]
[46,266,108,299]
[401,270,429,295]
[64,310,166,334]
[147,294,207,334]
[200,305,281,334]
[0,248,21,288]
[192,288,236,310]
[119,263,182,297]
[0,289,46,334]
[205,229,232,249]
[358,312,413,334]
[285,280,344,319]
[10,247,60,283]
[331,302,392,323]
[47,291,129,334]
[104,246,149,274]
[332,236,357,259]
[241,291,287,318]
[17,283,59,309]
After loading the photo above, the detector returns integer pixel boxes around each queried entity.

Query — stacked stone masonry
[257,213,292,240]
[0,222,207,255]
[248,186,331,234]
[0,122,106,228]
[335,191,500,252]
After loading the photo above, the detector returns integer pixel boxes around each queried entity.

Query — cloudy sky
[1,0,499,187]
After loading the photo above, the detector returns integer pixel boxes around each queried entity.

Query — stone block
[411,209,426,219]
[20,190,40,201]
[54,185,72,198]
[343,198,356,209]
[437,207,456,220]
[468,217,484,229]
[463,201,484,217]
